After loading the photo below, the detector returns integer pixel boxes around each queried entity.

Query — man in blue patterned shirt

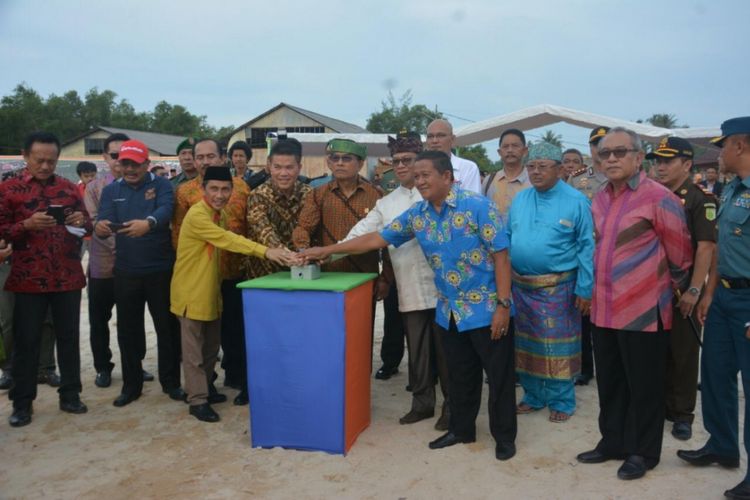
[301,150,517,461]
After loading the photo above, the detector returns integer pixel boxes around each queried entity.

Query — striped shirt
[591,171,692,332]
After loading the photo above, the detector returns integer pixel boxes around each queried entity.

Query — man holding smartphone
[0,131,92,427]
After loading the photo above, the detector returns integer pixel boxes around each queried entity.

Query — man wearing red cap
[96,139,183,407]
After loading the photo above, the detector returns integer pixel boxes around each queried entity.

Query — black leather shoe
[233,390,249,406]
[577,449,624,464]
[672,421,692,441]
[60,398,88,414]
[208,383,227,404]
[9,406,32,427]
[375,365,399,380]
[0,371,13,390]
[95,371,112,388]
[617,455,648,480]
[113,392,140,407]
[399,409,434,425]
[574,373,593,386]
[495,441,516,461]
[725,480,750,500]
[38,370,61,387]
[428,432,475,449]
[165,387,187,402]
[677,447,740,468]
[189,403,220,422]
[143,369,154,382]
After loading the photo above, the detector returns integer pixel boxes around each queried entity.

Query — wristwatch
[687,286,701,296]
[146,216,157,231]
[497,298,511,309]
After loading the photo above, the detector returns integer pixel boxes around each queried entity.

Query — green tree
[455,144,492,173]
[540,130,563,147]
[638,113,688,128]
[0,83,46,153]
[366,90,442,133]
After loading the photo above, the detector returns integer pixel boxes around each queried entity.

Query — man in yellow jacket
[171,166,300,422]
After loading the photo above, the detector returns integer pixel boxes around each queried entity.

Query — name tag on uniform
[559,219,573,228]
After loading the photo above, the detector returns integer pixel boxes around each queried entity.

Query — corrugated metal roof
[228,102,367,137]
[62,126,186,155]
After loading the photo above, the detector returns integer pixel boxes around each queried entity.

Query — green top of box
[237,272,378,292]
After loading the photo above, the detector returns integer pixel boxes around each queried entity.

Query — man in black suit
[699,167,724,197]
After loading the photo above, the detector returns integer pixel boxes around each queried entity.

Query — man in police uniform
[650,136,716,441]
[568,126,609,385]
[677,117,750,500]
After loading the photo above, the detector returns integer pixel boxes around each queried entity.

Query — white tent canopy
[285,104,722,152]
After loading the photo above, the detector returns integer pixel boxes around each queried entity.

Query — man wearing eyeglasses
[568,126,610,388]
[292,139,381,275]
[426,119,481,194]
[96,140,184,408]
[576,127,692,480]
[342,132,451,429]
[507,142,594,424]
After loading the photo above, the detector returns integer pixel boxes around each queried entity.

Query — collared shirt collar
[496,167,529,184]
[420,186,458,213]
[329,177,363,193]
[607,169,645,194]
[270,179,305,200]
[22,172,57,185]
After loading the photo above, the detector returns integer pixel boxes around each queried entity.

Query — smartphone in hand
[46,205,65,225]
[109,222,126,232]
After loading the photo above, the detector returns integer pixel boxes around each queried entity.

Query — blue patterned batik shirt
[380,187,509,332]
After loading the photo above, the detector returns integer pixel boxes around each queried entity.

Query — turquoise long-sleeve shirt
[507,180,594,299]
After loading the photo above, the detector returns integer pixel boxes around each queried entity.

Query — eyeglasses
[392,157,415,166]
[598,148,638,159]
[328,154,356,163]
[108,152,119,160]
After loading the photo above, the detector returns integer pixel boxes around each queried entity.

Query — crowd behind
[1,115,749,499]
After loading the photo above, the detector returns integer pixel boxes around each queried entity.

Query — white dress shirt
[344,185,438,312]
[450,154,482,194]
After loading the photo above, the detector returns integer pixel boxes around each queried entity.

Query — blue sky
[1,0,748,157]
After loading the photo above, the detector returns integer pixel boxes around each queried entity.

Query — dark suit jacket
[699,180,724,198]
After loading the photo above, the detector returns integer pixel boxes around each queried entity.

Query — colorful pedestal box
[238,272,377,455]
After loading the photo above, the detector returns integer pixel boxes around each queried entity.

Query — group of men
[1,114,750,498]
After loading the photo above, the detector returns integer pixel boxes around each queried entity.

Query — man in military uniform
[170,137,198,187]
[651,137,716,441]
[568,126,609,385]
[677,117,750,500]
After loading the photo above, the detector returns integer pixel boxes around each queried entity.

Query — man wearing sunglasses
[577,127,692,480]
[292,139,381,275]
[83,132,153,387]
[342,132,451,429]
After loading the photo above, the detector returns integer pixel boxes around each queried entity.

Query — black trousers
[9,291,82,409]
[403,309,450,413]
[437,318,517,444]
[220,278,246,389]
[88,277,115,374]
[593,326,668,463]
[114,270,181,397]
[665,305,701,424]
[380,283,405,370]
[580,314,594,377]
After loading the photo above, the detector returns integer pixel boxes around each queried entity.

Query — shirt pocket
[727,207,750,226]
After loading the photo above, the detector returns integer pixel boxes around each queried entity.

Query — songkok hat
[711,116,750,148]
[326,138,366,159]
[387,131,423,156]
[589,126,610,146]
[527,142,563,162]
[203,166,233,183]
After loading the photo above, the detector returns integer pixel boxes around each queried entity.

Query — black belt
[720,277,750,289]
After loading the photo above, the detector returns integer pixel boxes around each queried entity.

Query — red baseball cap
[118,140,149,164]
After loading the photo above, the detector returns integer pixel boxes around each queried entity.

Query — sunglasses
[392,157,415,166]
[108,152,119,160]
[598,148,638,159]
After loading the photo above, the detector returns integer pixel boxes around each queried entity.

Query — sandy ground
[0,286,746,500]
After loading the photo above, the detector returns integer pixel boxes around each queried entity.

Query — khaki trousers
[179,316,221,406]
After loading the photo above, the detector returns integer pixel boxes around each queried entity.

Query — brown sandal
[549,410,571,423]
[516,403,541,414]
